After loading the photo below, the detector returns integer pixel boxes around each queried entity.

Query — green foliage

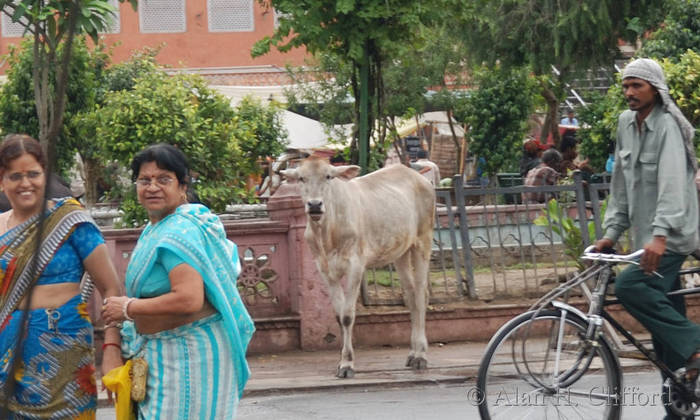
[0,0,135,166]
[580,52,700,164]
[457,0,665,76]
[255,0,452,165]
[577,83,626,172]
[533,198,608,270]
[454,65,537,177]
[0,37,106,173]
[85,70,287,219]
[638,0,700,61]
[660,51,700,131]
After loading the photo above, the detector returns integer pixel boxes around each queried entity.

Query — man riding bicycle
[594,58,700,419]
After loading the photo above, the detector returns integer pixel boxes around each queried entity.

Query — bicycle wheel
[476,308,622,420]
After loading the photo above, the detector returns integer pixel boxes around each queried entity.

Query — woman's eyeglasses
[4,170,43,183]
[134,176,176,188]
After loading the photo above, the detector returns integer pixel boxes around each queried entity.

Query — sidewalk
[243,337,653,397]
[244,341,486,396]
[98,338,654,406]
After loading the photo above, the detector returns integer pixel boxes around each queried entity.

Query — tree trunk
[540,85,561,149]
[83,157,101,207]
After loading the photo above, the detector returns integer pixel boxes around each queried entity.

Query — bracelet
[104,322,122,330]
[102,342,121,352]
[123,298,136,322]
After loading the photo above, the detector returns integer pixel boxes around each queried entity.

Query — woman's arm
[102,262,206,322]
[83,243,124,387]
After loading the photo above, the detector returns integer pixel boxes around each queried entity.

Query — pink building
[0,0,307,87]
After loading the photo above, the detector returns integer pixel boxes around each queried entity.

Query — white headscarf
[622,58,697,172]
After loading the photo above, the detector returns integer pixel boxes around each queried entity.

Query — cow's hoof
[407,356,428,370]
[336,366,355,378]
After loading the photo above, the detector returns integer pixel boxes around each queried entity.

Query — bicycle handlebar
[580,245,645,263]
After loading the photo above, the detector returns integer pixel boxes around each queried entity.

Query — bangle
[123,298,136,321]
[104,322,122,330]
[102,342,121,352]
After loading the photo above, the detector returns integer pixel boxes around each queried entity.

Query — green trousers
[615,252,700,371]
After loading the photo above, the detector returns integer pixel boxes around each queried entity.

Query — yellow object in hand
[102,360,136,420]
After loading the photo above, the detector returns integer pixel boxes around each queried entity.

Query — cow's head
[280,157,361,222]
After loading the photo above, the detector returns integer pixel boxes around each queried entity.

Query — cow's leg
[403,242,430,370]
[394,250,425,369]
[332,260,364,379]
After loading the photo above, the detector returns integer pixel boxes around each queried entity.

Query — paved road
[96,369,677,419]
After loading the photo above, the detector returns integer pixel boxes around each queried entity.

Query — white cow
[281,157,435,378]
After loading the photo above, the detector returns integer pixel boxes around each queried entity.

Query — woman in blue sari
[0,134,123,419]
[102,143,255,419]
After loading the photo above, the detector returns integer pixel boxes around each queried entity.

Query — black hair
[131,143,189,185]
[0,134,47,171]
[560,133,577,153]
[416,149,428,159]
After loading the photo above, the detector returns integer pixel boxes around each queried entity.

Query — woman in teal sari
[102,143,255,419]
[0,134,124,419]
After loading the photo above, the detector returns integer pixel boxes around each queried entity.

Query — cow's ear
[280,168,299,181]
[332,165,361,180]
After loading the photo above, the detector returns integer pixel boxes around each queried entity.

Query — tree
[278,21,471,171]
[578,51,700,170]
[456,0,666,148]
[0,37,107,174]
[84,70,287,223]
[0,0,135,167]
[253,0,447,170]
[454,64,537,178]
[637,0,700,61]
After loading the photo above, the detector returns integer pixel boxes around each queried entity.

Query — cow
[281,157,435,378]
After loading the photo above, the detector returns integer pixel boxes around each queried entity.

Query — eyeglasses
[134,176,176,188]
[4,170,43,183]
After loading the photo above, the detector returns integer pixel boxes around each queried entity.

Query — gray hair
[542,148,562,166]
[622,58,697,172]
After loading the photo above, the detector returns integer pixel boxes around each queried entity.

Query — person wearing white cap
[595,58,700,415]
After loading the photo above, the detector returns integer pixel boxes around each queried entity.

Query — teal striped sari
[121,204,254,419]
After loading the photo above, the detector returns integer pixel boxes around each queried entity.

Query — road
[95,369,678,419]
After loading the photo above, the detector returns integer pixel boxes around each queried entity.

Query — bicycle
[475,247,700,419]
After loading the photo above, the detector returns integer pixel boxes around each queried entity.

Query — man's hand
[594,238,615,252]
[641,236,666,275]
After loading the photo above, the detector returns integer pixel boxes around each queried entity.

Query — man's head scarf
[622,58,697,172]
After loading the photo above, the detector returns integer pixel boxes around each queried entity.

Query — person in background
[0,134,123,418]
[605,141,615,174]
[559,131,592,175]
[102,143,254,419]
[560,109,579,127]
[522,148,562,204]
[414,149,441,186]
[519,139,548,177]
[594,58,700,420]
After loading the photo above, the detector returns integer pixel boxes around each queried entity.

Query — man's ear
[331,165,361,180]
[280,168,299,181]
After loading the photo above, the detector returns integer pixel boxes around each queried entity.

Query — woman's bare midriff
[18,283,81,310]
[134,301,217,335]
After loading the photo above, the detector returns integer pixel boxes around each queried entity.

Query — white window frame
[1,13,30,38]
[207,0,254,33]
[138,0,186,34]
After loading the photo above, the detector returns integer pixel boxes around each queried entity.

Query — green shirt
[603,104,699,254]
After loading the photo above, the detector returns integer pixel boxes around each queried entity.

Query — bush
[454,65,537,177]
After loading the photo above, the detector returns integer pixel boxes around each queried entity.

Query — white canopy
[281,110,332,150]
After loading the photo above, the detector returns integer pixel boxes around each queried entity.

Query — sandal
[685,352,700,384]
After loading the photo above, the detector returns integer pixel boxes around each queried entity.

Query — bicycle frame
[545,258,700,396]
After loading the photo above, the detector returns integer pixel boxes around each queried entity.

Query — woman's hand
[102,296,130,324]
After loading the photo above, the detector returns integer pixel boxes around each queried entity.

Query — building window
[1,14,30,38]
[139,0,186,33]
[101,0,121,34]
[208,0,254,32]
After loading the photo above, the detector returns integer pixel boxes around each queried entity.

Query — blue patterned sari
[121,204,254,419]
